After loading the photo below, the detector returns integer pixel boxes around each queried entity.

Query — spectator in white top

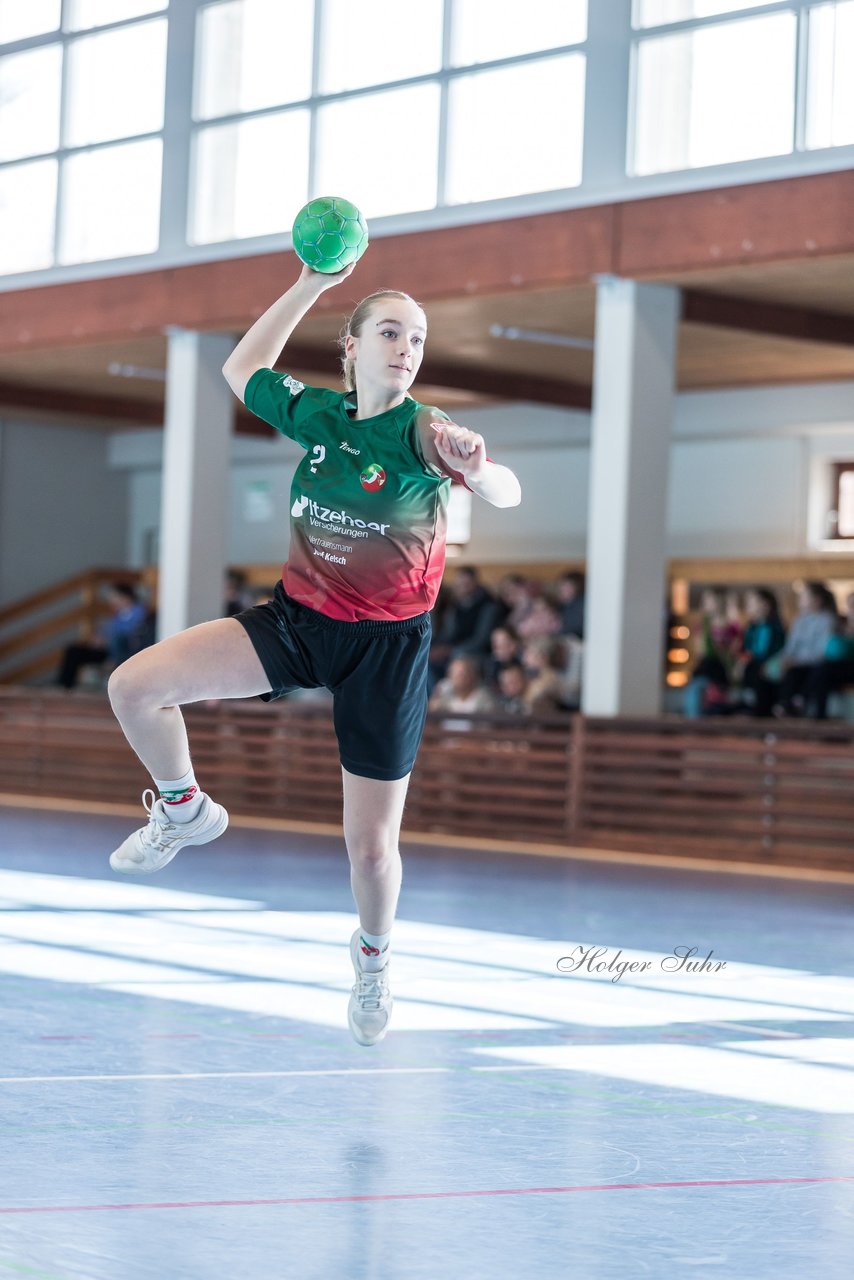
[429,655,497,715]
[772,582,840,716]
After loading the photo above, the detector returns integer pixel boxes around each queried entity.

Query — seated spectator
[555,571,585,639]
[482,625,522,690]
[808,590,854,718]
[562,633,584,710]
[224,568,254,617]
[496,662,530,714]
[515,597,563,641]
[496,574,538,635]
[771,582,840,717]
[429,567,502,685]
[683,588,743,717]
[429,655,497,715]
[57,583,150,690]
[521,637,573,714]
[731,588,786,716]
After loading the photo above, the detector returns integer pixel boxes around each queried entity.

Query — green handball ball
[292,196,369,274]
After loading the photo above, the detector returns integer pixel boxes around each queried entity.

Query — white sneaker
[109,788,228,876]
[348,930,393,1047]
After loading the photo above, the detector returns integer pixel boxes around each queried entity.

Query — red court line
[3,1175,853,1214]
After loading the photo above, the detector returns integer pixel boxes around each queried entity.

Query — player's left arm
[418,418,521,508]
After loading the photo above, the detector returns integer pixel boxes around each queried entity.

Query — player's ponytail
[339,290,426,391]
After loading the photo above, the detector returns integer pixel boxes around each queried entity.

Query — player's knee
[347,834,398,872]
[107,654,160,716]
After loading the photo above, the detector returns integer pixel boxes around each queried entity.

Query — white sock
[357,929,391,973]
[153,768,204,823]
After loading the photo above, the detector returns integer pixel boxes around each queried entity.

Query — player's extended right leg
[107,617,273,875]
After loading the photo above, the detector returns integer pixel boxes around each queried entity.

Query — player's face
[349,299,427,396]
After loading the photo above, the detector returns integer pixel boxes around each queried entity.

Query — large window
[3,1,854,280]
[189,0,589,247]
[633,11,796,174]
[806,1,854,149]
[631,1,854,175]
[0,3,167,274]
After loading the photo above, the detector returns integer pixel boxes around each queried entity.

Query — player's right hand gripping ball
[292,196,369,274]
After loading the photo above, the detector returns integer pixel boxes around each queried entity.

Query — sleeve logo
[277,374,305,395]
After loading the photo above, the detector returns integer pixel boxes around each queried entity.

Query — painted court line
[2,1176,853,1215]
[0,1066,559,1084]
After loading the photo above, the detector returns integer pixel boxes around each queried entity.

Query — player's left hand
[431,421,487,476]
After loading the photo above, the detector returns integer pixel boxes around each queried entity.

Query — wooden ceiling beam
[0,380,162,425]
[418,359,592,409]
[682,289,854,347]
[0,205,614,354]
[0,378,276,437]
[618,169,854,277]
[0,343,591,431]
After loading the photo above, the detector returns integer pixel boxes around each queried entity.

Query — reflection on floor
[1,804,854,1280]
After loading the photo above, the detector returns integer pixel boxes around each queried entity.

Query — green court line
[0,1259,70,1280]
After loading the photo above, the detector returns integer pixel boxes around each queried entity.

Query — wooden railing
[1,689,852,871]
[0,568,146,686]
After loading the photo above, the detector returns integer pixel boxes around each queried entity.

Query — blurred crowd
[54,568,854,724]
[428,567,585,716]
[681,582,854,720]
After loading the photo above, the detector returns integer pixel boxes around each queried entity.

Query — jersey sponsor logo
[360,463,386,492]
[290,492,390,536]
[277,374,305,395]
[339,440,361,455]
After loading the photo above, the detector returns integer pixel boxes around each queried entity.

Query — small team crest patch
[360,463,386,492]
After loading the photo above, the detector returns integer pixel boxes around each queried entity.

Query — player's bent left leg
[342,767,410,1046]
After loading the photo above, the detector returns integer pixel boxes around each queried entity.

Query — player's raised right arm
[222,262,354,402]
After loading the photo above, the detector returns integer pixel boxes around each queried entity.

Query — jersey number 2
[309,445,326,474]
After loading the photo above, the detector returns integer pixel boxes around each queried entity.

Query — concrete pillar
[158,329,234,640]
[582,277,680,716]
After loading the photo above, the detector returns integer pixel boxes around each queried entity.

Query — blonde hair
[338,290,426,392]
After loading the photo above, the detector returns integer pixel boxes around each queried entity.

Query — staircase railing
[0,568,147,685]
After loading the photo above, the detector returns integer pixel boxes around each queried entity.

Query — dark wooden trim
[682,290,854,347]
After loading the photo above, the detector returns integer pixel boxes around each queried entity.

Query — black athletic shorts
[233,581,432,782]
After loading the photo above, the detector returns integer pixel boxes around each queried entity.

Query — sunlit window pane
[0,0,60,44]
[0,45,61,161]
[64,19,166,147]
[632,13,795,174]
[634,0,781,26]
[195,0,313,120]
[446,55,585,204]
[0,158,57,273]
[319,0,442,93]
[451,0,587,65]
[65,0,167,31]
[315,83,439,217]
[190,111,310,244]
[59,138,161,263]
[806,1,854,149]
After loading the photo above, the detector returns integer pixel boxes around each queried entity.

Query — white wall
[107,380,854,573]
[0,417,128,606]
[3,379,851,611]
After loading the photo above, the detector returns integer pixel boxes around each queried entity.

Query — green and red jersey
[244,368,462,622]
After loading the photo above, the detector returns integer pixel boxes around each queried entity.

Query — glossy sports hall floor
[1,803,853,1279]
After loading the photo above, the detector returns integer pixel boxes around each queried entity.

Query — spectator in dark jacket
[732,588,786,716]
[556,571,585,639]
[429,567,502,685]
